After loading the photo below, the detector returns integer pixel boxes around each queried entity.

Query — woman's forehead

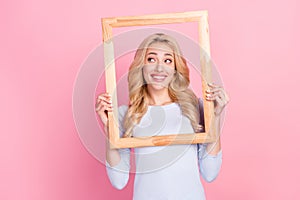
[146,42,174,55]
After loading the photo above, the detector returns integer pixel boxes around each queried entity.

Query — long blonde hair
[123,33,201,137]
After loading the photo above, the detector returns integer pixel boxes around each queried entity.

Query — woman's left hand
[205,83,230,116]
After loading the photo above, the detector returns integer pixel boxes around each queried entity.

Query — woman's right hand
[96,93,120,157]
[95,93,113,128]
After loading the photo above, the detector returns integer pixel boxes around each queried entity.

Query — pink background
[1,0,300,199]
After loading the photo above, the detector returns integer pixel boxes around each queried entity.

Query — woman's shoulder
[198,97,203,103]
[118,104,128,110]
[118,105,129,117]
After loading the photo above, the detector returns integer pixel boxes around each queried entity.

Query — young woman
[96,33,229,200]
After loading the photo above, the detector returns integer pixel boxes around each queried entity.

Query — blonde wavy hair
[123,33,201,137]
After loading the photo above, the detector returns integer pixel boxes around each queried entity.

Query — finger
[97,94,112,105]
[105,108,113,112]
[97,92,111,97]
[196,124,204,132]
[206,94,216,101]
[97,97,112,105]
[205,91,221,100]
[97,105,113,117]
[217,92,226,105]
[215,95,225,108]
[218,90,226,100]
[206,87,230,103]
[103,93,112,99]
[205,87,224,94]
[206,93,226,107]
[101,105,113,113]
[96,103,105,112]
[97,93,111,100]
[101,107,113,113]
[95,98,111,108]
[96,101,113,112]
[208,82,222,88]
[97,94,112,102]
[209,86,229,103]
[101,101,113,109]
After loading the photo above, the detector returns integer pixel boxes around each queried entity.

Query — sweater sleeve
[197,98,223,182]
[198,145,223,183]
[105,105,131,190]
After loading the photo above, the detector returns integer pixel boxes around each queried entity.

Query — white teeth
[152,75,165,80]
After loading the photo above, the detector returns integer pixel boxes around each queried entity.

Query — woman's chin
[147,83,168,91]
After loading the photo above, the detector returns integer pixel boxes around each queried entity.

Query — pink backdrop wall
[1,0,299,199]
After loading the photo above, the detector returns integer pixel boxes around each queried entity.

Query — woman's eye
[165,59,173,64]
[147,57,155,63]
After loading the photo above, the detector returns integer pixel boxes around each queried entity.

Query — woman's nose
[155,64,163,72]
[155,61,163,72]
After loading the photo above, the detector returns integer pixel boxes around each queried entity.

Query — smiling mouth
[151,74,167,82]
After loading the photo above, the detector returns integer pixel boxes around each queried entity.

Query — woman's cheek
[142,66,152,84]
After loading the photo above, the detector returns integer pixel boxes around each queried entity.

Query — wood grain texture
[198,14,217,140]
[103,11,206,27]
[113,133,215,149]
[103,32,120,147]
[101,11,216,149]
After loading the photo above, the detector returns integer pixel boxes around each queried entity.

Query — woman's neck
[147,87,173,106]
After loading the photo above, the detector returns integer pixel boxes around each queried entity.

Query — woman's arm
[205,116,221,155]
[205,83,229,155]
[198,83,229,182]
[96,94,130,189]
[198,116,222,182]
[105,145,130,190]
[105,126,123,167]
[198,144,222,182]
[105,124,130,190]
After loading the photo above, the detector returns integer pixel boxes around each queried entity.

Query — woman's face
[143,42,176,91]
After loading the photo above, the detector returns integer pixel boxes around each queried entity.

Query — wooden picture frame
[102,11,217,149]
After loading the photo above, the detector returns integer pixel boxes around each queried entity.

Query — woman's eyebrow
[146,52,173,57]
[164,53,173,57]
[147,52,157,56]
